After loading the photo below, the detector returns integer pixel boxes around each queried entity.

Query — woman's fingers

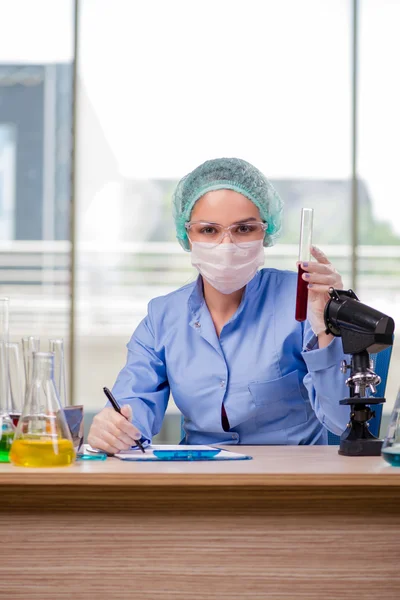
[302,272,337,285]
[298,245,337,271]
[302,261,332,275]
[300,248,343,289]
[306,283,334,294]
[108,410,140,441]
[87,432,121,455]
[91,427,131,452]
[105,421,138,447]
[88,406,142,454]
[310,245,330,264]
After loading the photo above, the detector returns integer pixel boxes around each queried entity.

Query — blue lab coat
[112,269,350,445]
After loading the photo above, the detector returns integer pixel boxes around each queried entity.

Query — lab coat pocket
[248,370,308,432]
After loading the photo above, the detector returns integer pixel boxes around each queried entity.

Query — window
[358,0,400,410]
[2,0,397,427]
[75,0,351,412]
[0,125,16,240]
[0,0,74,383]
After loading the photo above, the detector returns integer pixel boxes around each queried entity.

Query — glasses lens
[187,223,223,246]
[230,223,265,244]
[186,222,265,246]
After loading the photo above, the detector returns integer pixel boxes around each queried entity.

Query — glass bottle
[382,388,400,467]
[49,339,67,407]
[10,352,75,467]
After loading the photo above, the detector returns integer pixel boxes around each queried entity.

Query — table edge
[0,473,399,486]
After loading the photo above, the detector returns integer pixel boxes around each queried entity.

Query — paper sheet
[84,444,251,461]
[116,445,251,461]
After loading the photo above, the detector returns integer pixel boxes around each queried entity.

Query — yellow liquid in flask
[10,439,75,467]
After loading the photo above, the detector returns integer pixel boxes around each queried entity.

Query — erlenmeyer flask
[382,388,400,466]
[10,352,75,467]
[49,339,67,407]
[0,298,15,463]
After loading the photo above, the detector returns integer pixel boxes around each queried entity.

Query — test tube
[295,208,314,322]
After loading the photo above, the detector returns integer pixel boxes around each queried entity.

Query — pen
[103,386,146,453]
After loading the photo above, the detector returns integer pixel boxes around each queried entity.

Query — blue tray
[152,449,220,460]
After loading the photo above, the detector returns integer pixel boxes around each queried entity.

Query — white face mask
[191,240,265,294]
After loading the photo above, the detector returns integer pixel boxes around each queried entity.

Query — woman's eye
[200,227,217,235]
[236,224,253,234]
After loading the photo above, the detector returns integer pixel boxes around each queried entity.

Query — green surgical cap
[172,157,283,251]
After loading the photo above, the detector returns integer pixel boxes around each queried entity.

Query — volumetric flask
[10,352,75,467]
[382,388,400,467]
[0,298,15,463]
[49,339,67,407]
[295,208,314,322]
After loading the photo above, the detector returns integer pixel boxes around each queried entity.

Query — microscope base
[338,397,385,457]
[339,437,383,457]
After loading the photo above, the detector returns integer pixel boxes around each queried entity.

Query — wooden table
[1,446,399,599]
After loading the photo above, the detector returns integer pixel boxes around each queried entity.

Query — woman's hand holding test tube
[299,245,343,339]
[87,405,141,454]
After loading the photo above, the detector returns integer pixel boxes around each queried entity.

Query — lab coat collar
[188,271,260,327]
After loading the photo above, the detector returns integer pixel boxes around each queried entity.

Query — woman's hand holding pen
[87,405,142,454]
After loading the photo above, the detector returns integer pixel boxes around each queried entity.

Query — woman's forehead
[191,189,260,223]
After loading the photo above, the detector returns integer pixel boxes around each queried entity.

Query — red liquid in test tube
[295,208,314,322]
[10,413,21,428]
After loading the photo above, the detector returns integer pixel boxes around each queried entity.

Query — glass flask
[49,339,84,452]
[49,339,67,407]
[0,298,15,463]
[22,336,40,402]
[10,352,75,467]
[7,341,25,419]
[381,387,400,466]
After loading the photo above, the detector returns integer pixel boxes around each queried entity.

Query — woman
[88,158,350,452]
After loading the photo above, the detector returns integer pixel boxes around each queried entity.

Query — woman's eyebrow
[193,217,259,224]
[231,217,258,224]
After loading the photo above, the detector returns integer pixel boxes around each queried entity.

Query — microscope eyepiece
[324,288,394,354]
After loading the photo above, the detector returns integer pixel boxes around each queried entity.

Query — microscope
[324,288,395,456]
